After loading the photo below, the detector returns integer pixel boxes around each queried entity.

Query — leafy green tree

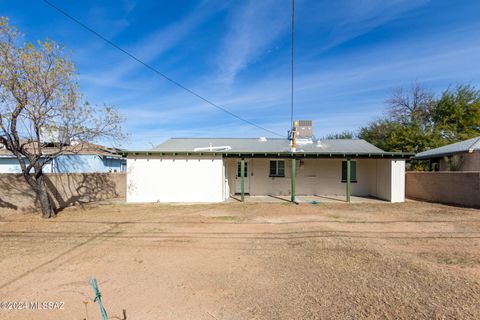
[358,120,401,151]
[359,83,480,171]
[0,17,124,218]
[433,84,480,142]
[359,84,440,153]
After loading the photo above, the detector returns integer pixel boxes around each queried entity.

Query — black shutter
[341,161,347,181]
[342,161,357,182]
[269,160,277,176]
[351,161,357,182]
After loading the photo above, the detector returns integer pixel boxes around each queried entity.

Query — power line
[42,0,285,138]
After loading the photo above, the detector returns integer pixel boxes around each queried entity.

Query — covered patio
[227,194,387,204]
[224,153,410,203]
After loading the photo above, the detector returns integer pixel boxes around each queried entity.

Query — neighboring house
[0,142,126,173]
[124,121,411,203]
[415,136,480,171]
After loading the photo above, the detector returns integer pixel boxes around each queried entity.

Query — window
[269,160,285,177]
[341,161,357,183]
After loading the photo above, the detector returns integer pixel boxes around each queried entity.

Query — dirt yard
[1,201,480,319]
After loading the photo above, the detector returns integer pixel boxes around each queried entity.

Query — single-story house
[0,142,126,173]
[415,136,480,171]
[124,123,411,203]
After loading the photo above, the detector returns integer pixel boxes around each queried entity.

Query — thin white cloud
[121,33,480,149]
[217,0,290,85]
[86,3,133,39]
[65,0,479,149]
[80,1,229,89]
[302,0,430,57]
[122,0,136,14]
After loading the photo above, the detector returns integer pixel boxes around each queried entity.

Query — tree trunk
[33,174,56,218]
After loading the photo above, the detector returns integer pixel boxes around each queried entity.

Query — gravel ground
[0,201,480,319]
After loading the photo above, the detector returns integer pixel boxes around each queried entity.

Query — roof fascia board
[122,151,413,159]
[414,150,471,160]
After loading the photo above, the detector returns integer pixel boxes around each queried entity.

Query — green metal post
[291,158,296,202]
[346,158,351,203]
[240,158,245,202]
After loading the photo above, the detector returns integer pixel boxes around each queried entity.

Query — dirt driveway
[1,201,480,319]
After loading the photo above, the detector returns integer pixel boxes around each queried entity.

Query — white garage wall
[127,156,224,203]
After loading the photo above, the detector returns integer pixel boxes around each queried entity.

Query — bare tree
[0,17,124,218]
[387,83,435,124]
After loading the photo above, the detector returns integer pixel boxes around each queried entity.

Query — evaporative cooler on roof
[296,120,313,139]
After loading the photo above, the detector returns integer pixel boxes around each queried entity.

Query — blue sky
[1,0,480,149]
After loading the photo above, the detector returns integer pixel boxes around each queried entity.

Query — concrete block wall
[406,171,480,208]
[0,173,126,211]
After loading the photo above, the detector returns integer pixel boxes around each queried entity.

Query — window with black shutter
[341,161,357,183]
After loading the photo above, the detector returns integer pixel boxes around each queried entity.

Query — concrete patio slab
[227,195,386,204]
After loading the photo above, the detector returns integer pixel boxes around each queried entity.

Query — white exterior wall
[296,159,371,196]
[390,160,405,202]
[226,158,406,202]
[127,156,225,203]
[250,159,292,196]
[245,158,372,196]
[368,159,405,202]
[128,156,406,203]
[368,159,391,200]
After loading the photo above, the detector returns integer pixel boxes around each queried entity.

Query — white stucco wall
[127,156,225,203]
[390,160,405,202]
[247,159,372,196]
[368,159,391,200]
[226,158,406,202]
[368,159,405,202]
[227,158,379,197]
[128,156,406,203]
[296,159,371,196]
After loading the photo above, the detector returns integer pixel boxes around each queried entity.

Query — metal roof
[152,138,385,153]
[415,136,480,159]
[124,138,413,159]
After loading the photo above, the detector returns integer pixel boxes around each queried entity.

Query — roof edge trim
[121,150,413,159]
